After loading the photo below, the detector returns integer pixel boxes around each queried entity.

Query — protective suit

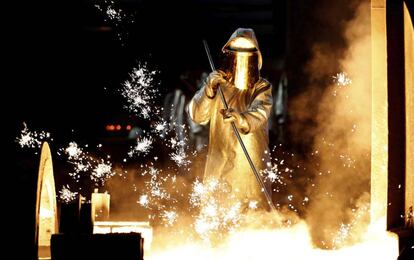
[188,28,272,206]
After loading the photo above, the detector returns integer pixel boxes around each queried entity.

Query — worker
[188,28,273,208]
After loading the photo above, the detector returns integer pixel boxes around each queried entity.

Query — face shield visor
[221,37,260,90]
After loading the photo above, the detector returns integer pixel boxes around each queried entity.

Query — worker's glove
[205,70,226,98]
[221,108,250,134]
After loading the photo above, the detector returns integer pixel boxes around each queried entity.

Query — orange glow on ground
[146,218,398,260]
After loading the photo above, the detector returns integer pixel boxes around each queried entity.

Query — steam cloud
[289,0,372,248]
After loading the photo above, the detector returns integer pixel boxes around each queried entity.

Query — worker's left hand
[220,108,250,133]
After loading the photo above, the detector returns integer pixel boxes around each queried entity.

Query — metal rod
[202,40,276,212]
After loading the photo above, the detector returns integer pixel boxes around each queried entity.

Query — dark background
[6,0,356,142]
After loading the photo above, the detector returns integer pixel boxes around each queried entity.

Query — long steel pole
[202,40,276,212]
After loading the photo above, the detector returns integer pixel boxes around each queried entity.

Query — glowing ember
[261,163,286,185]
[333,223,351,248]
[95,0,125,23]
[190,179,205,207]
[61,142,92,180]
[154,121,166,132]
[161,210,178,226]
[167,131,192,167]
[333,72,352,87]
[121,63,160,119]
[104,5,123,23]
[91,161,115,185]
[94,0,134,42]
[139,165,177,215]
[169,136,185,149]
[138,194,149,207]
[189,179,244,242]
[248,200,258,209]
[16,123,51,149]
[129,136,153,157]
[170,150,190,167]
[59,140,119,187]
[65,142,82,160]
[58,185,79,203]
[339,154,356,168]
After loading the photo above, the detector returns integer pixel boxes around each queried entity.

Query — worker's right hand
[205,71,226,98]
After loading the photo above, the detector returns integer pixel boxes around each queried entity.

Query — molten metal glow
[147,217,398,260]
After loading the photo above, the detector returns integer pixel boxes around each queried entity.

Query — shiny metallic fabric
[189,28,272,207]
